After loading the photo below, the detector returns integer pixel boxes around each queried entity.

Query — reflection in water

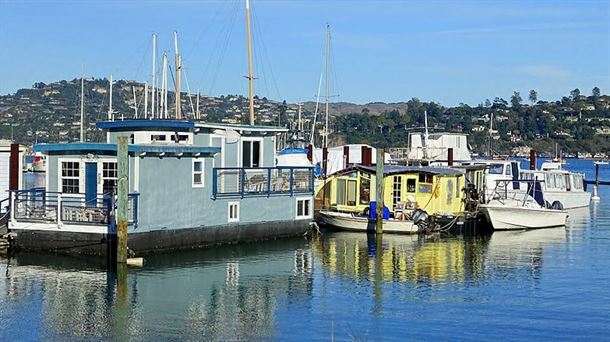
[312,227,571,286]
[0,239,314,341]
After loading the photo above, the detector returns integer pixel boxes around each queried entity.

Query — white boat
[318,210,421,234]
[464,159,590,209]
[479,180,568,230]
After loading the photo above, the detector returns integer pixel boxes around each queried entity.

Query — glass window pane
[243,141,251,167]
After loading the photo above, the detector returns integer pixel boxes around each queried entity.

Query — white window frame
[295,197,312,220]
[228,201,240,222]
[192,159,205,188]
[58,158,84,195]
[101,160,118,195]
[240,137,264,167]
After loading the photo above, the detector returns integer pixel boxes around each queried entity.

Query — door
[85,162,98,207]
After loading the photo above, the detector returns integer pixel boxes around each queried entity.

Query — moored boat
[479,180,568,230]
[318,209,426,234]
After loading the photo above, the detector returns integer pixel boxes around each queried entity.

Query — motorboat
[479,179,568,230]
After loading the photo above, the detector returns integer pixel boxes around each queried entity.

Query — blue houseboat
[8,120,314,255]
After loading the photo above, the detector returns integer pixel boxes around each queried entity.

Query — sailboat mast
[196,90,200,120]
[162,53,168,119]
[151,33,157,119]
[144,81,148,119]
[108,75,113,121]
[324,24,331,148]
[132,86,137,118]
[174,31,181,120]
[80,67,85,142]
[423,110,429,159]
[245,0,255,126]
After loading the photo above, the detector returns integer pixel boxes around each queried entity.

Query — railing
[9,189,139,228]
[212,167,314,198]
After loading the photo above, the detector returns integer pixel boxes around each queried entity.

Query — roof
[332,164,464,177]
[33,143,220,157]
[96,120,195,131]
[196,122,288,133]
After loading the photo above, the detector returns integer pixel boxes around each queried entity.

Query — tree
[592,86,601,98]
[570,88,581,101]
[528,89,538,105]
[510,91,522,108]
[484,99,492,108]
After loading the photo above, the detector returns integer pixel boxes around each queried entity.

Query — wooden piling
[9,144,19,191]
[375,148,384,235]
[117,136,129,264]
[529,150,536,170]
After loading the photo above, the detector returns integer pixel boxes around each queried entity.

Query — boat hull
[318,210,418,234]
[479,205,568,230]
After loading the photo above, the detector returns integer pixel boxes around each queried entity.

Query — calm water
[2,160,610,341]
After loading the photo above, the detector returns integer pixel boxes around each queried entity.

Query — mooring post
[529,150,536,170]
[592,162,601,201]
[376,148,384,235]
[117,136,129,264]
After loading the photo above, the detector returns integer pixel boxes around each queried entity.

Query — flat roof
[33,143,220,156]
[333,164,464,177]
[96,120,195,131]
[196,122,288,133]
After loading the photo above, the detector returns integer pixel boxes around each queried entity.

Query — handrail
[212,166,314,199]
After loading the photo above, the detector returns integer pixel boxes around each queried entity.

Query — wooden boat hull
[479,204,568,230]
[318,210,418,234]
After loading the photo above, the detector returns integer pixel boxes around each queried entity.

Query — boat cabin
[315,165,471,217]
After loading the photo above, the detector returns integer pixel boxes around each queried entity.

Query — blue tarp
[369,201,390,220]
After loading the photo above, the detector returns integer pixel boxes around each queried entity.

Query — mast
[162,53,168,118]
[151,33,157,119]
[132,86,137,118]
[196,89,200,120]
[144,81,148,119]
[423,110,429,159]
[324,24,331,148]
[80,67,85,142]
[245,0,255,125]
[489,112,494,158]
[174,31,181,119]
[108,75,113,121]
[298,102,302,132]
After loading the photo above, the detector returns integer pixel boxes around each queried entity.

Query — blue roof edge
[34,143,221,155]
[96,120,195,130]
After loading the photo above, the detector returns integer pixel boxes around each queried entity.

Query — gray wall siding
[134,155,306,233]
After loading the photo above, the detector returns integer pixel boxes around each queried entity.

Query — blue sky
[0,0,608,106]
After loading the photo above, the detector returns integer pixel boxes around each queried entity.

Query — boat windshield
[487,164,504,174]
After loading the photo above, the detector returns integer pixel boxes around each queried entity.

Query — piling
[343,145,350,169]
[307,144,313,162]
[592,162,601,201]
[9,144,19,191]
[375,148,384,235]
[447,148,454,166]
[117,136,129,263]
[529,150,536,170]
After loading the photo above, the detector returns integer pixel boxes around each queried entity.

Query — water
[2,159,609,341]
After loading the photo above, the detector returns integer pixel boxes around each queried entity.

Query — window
[418,173,433,183]
[346,180,357,206]
[61,161,80,194]
[359,174,371,205]
[407,179,416,193]
[102,162,118,195]
[228,202,239,222]
[504,166,512,176]
[151,134,167,142]
[393,176,402,206]
[488,164,504,174]
[242,140,261,167]
[336,179,346,205]
[296,198,311,219]
[193,160,204,187]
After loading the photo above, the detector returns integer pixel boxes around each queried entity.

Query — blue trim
[96,120,194,130]
[34,143,221,155]
[278,148,308,155]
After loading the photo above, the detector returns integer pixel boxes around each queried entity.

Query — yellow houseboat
[315,165,485,233]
